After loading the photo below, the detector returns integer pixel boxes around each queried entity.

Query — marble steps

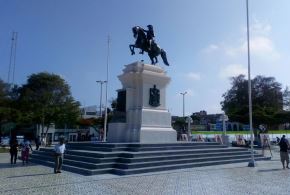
[67,142,223,152]
[116,153,265,169]
[66,144,227,152]
[30,158,112,175]
[32,149,251,166]
[113,156,272,175]
[31,143,272,176]
[61,153,118,163]
[30,150,269,176]
[32,150,119,163]
[38,147,244,159]
[118,148,247,158]
[117,150,253,163]
[68,142,221,148]
[31,153,114,169]
[39,148,119,158]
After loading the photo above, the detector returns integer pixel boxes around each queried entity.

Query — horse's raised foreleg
[129,44,135,55]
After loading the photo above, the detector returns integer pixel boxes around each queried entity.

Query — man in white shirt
[54,138,66,173]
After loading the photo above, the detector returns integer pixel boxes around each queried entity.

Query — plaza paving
[0,147,289,195]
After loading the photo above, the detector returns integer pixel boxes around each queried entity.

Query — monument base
[107,62,177,143]
[140,127,177,143]
[108,125,177,143]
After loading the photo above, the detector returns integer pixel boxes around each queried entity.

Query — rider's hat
[147,25,153,28]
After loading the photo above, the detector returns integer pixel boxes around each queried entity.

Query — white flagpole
[246,0,255,167]
[103,35,110,142]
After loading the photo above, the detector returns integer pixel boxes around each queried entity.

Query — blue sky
[1,0,290,116]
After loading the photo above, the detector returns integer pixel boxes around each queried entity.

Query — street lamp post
[246,0,255,167]
[180,92,187,117]
[96,80,107,117]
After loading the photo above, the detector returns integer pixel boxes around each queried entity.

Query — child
[20,138,33,165]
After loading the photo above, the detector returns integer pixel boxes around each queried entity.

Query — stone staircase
[30,142,271,176]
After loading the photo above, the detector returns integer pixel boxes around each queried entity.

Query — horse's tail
[160,49,169,66]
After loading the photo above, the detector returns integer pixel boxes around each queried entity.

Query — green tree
[0,79,9,135]
[0,80,20,135]
[221,75,283,127]
[0,79,9,122]
[172,117,186,135]
[18,72,80,141]
[283,86,290,111]
[55,97,80,129]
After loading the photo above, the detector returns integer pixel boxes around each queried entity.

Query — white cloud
[251,17,272,36]
[241,36,280,59]
[203,44,219,53]
[225,45,241,57]
[224,35,280,60]
[186,72,201,81]
[205,19,280,61]
[219,64,247,79]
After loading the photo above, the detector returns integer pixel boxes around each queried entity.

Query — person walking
[278,135,290,169]
[9,137,18,164]
[35,136,41,150]
[20,138,33,165]
[54,138,66,174]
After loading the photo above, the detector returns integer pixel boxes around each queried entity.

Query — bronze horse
[129,26,169,66]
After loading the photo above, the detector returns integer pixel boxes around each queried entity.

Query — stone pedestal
[108,61,177,143]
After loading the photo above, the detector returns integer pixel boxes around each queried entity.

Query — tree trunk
[41,123,45,146]
[44,125,50,146]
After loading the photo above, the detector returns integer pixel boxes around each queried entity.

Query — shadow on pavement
[258,168,284,172]
[6,173,55,178]
[0,162,37,168]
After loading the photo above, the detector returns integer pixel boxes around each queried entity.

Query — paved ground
[0,147,289,195]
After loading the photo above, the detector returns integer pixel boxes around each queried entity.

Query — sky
[1,0,290,116]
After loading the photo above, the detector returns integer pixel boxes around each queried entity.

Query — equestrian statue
[129,25,169,66]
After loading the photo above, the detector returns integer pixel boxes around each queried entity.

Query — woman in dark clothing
[9,138,18,164]
[279,135,290,169]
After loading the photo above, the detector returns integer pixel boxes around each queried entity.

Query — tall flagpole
[103,35,110,142]
[246,0,255,167]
